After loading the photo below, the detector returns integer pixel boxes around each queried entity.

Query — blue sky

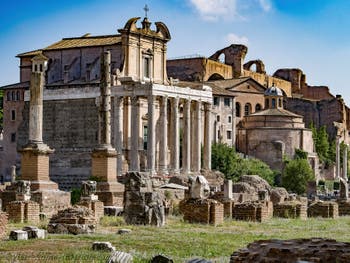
[1,0,350,104]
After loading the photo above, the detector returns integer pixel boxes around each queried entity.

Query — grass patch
[2,216,350,262]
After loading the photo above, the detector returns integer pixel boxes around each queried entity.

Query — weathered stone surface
[124,172,165,227]
[104,206,123,216]
[22,226,47,239]
[270,187,289,205]
[308,201,339,218]
[0,212,8,238]
[9,230,28,240]
[47,205,96,234]
[117,229,132,235]
[187,259,212,263]
[6,200,40,223]
[151,254,173,263]
[179,199,224,225]
[273,201,307,219]
[92,241,115,252]
[230,238,350,263]
[107,250,133,263]
[233,201,273,222]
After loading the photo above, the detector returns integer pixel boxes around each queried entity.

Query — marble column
[171,97,180,174]
[336,136,340,179]
[343,144,348,180]
[130,96,140,171]
[182,99,191,174]
[114,96,124,176]
[159,96,168,173]
[147,95,156,174]
[193,101,202,173]
[203,102,212,170]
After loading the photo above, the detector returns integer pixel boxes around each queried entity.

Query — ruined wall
[0,212,7,238]
[18,98,99,190]
[285,97,345,140]
[6,201,40,223]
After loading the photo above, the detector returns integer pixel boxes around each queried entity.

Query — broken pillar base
[91,147,118,182]
[96,182,124,207]
[6,200,40,224]
[31,190,71,219]
[78,200,104,222]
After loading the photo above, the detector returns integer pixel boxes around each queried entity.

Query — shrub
[71,188,82,205]
[282,158,314,194]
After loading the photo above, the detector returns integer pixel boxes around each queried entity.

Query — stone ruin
[123,172,165,227]
[230,238,350,263]
[6,180,40,223]
[179,175,224,225]
[47,206,96,235]
[308,201,339,218]
[0,209,8,239]
[77,181,104,222]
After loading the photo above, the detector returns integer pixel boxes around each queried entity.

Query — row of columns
[114,95,212,175]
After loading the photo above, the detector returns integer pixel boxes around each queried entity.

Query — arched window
[11,91,15,101]
[16,91,20,101]
[218,53,225,63]
[272,98,276,108]
[7,91,11,101]
[236,102,241,117]
[265,98,269,109]
[244,103,252,116]
[278,98,282,108]
[255,104,262,112]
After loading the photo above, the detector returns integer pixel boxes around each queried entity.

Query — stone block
[9,230,28,240]
[92,241,115,252]
[233,201,272,222]
[22,226,47,239]
[6,201,40,223]
[0,212,8,238]
[151,255,174,263]
[107,251,133,263]
[117,229,132,235]
[308,201,338,218]
[104,206,123,216]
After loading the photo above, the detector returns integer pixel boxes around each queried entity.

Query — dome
[264,86,283,96]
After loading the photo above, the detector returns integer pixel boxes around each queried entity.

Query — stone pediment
[227,78,266,94]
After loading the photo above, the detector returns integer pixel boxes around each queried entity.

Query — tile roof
[0,81,30,90]
[249,108,301,117]
[17,35,121,57]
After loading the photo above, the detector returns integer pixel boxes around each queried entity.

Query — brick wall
[6,201,40,223]
[233,201,272,222]
[78,200,104,221]
[308,201,339,218]
[337,200,350,216]
[0,212,8,238]
[273,201,307,219]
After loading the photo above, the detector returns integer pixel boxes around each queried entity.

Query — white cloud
[226,33,249,45]
[189,0,239,21]
[258,0,272,12]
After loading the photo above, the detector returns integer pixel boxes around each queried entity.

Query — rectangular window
[144,57,150,79]
[227,130,232,140]
[228,116,232,123]
[213,97,219,106]
[224,98,230,107]
[216,115,220,122]
[143,125,148,150]
[11,133,16,142]
[11,110,16,121]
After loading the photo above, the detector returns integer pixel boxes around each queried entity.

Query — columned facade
[112,82,212,176]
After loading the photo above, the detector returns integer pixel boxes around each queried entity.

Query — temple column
[114,96,123,176]
[171,97,180,174]
[203,102,212,170]
[343,144,348,180]
[159,96,168,173]
[336,136,341,179]
[130,96,140,171]
[147,95,156,174]
[92,51,124,207]
[193,101,202,173]
[182,99,191,174]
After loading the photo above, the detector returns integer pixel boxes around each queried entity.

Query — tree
[310,124,330,163]
[211,143,275,185]
[282,158,314,194]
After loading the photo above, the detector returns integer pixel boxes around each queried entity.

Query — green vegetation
[282,152,314,194]
[211,143,275,185]
[3,216,350,262]
[70,188,82,205]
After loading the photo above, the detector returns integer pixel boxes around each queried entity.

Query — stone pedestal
[6,201,40,223]
[78,200,104,222]
[92,148,124,207]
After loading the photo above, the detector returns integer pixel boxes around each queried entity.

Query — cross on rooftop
[144,4,149,18]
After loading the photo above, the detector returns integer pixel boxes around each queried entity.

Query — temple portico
[112,81,212,176]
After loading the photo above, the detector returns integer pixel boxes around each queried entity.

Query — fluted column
[182,99,191,174]
[193,101,202,173]
[159,96,168,173]
[147,95,156,174]
[203,102,212,170]
[114,96,123,176]
[130,96,140,171]
[171,97,180,174]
